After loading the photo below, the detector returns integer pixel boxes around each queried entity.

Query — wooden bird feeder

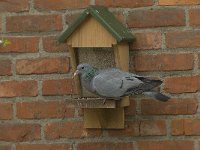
[58,6,134,129]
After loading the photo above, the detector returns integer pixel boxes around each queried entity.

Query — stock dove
[74,63,170,102]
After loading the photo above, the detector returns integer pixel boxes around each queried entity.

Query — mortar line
[12,101,17,120]
[185,7,190,28]
[12,144,15,150]
[194,140,199,150]
[90,0,95,5]
[1,14,6,33]
[29,0,35,13]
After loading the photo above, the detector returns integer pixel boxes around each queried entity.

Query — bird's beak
[73,70,79,77]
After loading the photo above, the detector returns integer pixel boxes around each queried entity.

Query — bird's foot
[103,98,107,105]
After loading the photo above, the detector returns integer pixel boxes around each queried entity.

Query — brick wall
[0,0,200,150]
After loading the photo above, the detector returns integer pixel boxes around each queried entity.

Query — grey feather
[143,91,170,102]
[75,63,170,102]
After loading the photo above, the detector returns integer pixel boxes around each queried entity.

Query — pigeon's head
[74,63,94,76]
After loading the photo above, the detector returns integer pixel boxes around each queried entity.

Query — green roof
[58,5,134,43]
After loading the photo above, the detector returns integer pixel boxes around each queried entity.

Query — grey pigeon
[74,63,170,102]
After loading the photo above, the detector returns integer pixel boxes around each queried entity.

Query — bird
[74,63,170,102]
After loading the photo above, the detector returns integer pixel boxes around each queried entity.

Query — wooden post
[84,108,124,128]
[114,43,130,107]
[68,46,82,96]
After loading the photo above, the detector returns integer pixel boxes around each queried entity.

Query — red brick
[140,120,166,136]
[131,32,162,50]
[42,79,73,96]
[184,119,200,135]
[0,0,29,12]
[44,121,82,139]
[43,36,67,52]
[0,103,13,120]
[166,31,200,48]
[6,15,62,33]
[113,12,125,24]
[96,0,153,8]
[125,98,136,115]
[171,119,184,135]
[16,144,71,150]
[16,101,74,119]
[189,9,200,26]
[164,76,200,94]
[0,145,11,150]
[172,119,200,135]
[127,9,185,28]
[0,59,12,76]
[0,124,40,142]
[44,121,101,139]
[65,13,81,25]
[16,57,70,75]
[0,80,37,98]
[141,99,198,115]
[84,128,102,137]
[134,53,193,72]
[108,121,139,137]
[138,141,194,150]
[34,0,90,10]
[0,37,39,53]
[159,0,200,5]
[77,142,133,150]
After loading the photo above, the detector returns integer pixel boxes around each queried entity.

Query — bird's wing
[92,68,143,98]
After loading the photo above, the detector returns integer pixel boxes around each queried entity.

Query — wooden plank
[84,108,124,129]
[68,46,82,95]
[65,98,116,108]
[114,43,130,107]
[114,43,129,71]
[67,17,117,48]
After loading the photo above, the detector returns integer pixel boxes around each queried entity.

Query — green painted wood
[58,5,134,43]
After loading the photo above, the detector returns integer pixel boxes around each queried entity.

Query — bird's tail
[136,77,162,89]
[143,91,170,102]
[148,79,162,88]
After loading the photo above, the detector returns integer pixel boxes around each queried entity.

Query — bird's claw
[103,99,106,104]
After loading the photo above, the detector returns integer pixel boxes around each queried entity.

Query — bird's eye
[81,67,84,69]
